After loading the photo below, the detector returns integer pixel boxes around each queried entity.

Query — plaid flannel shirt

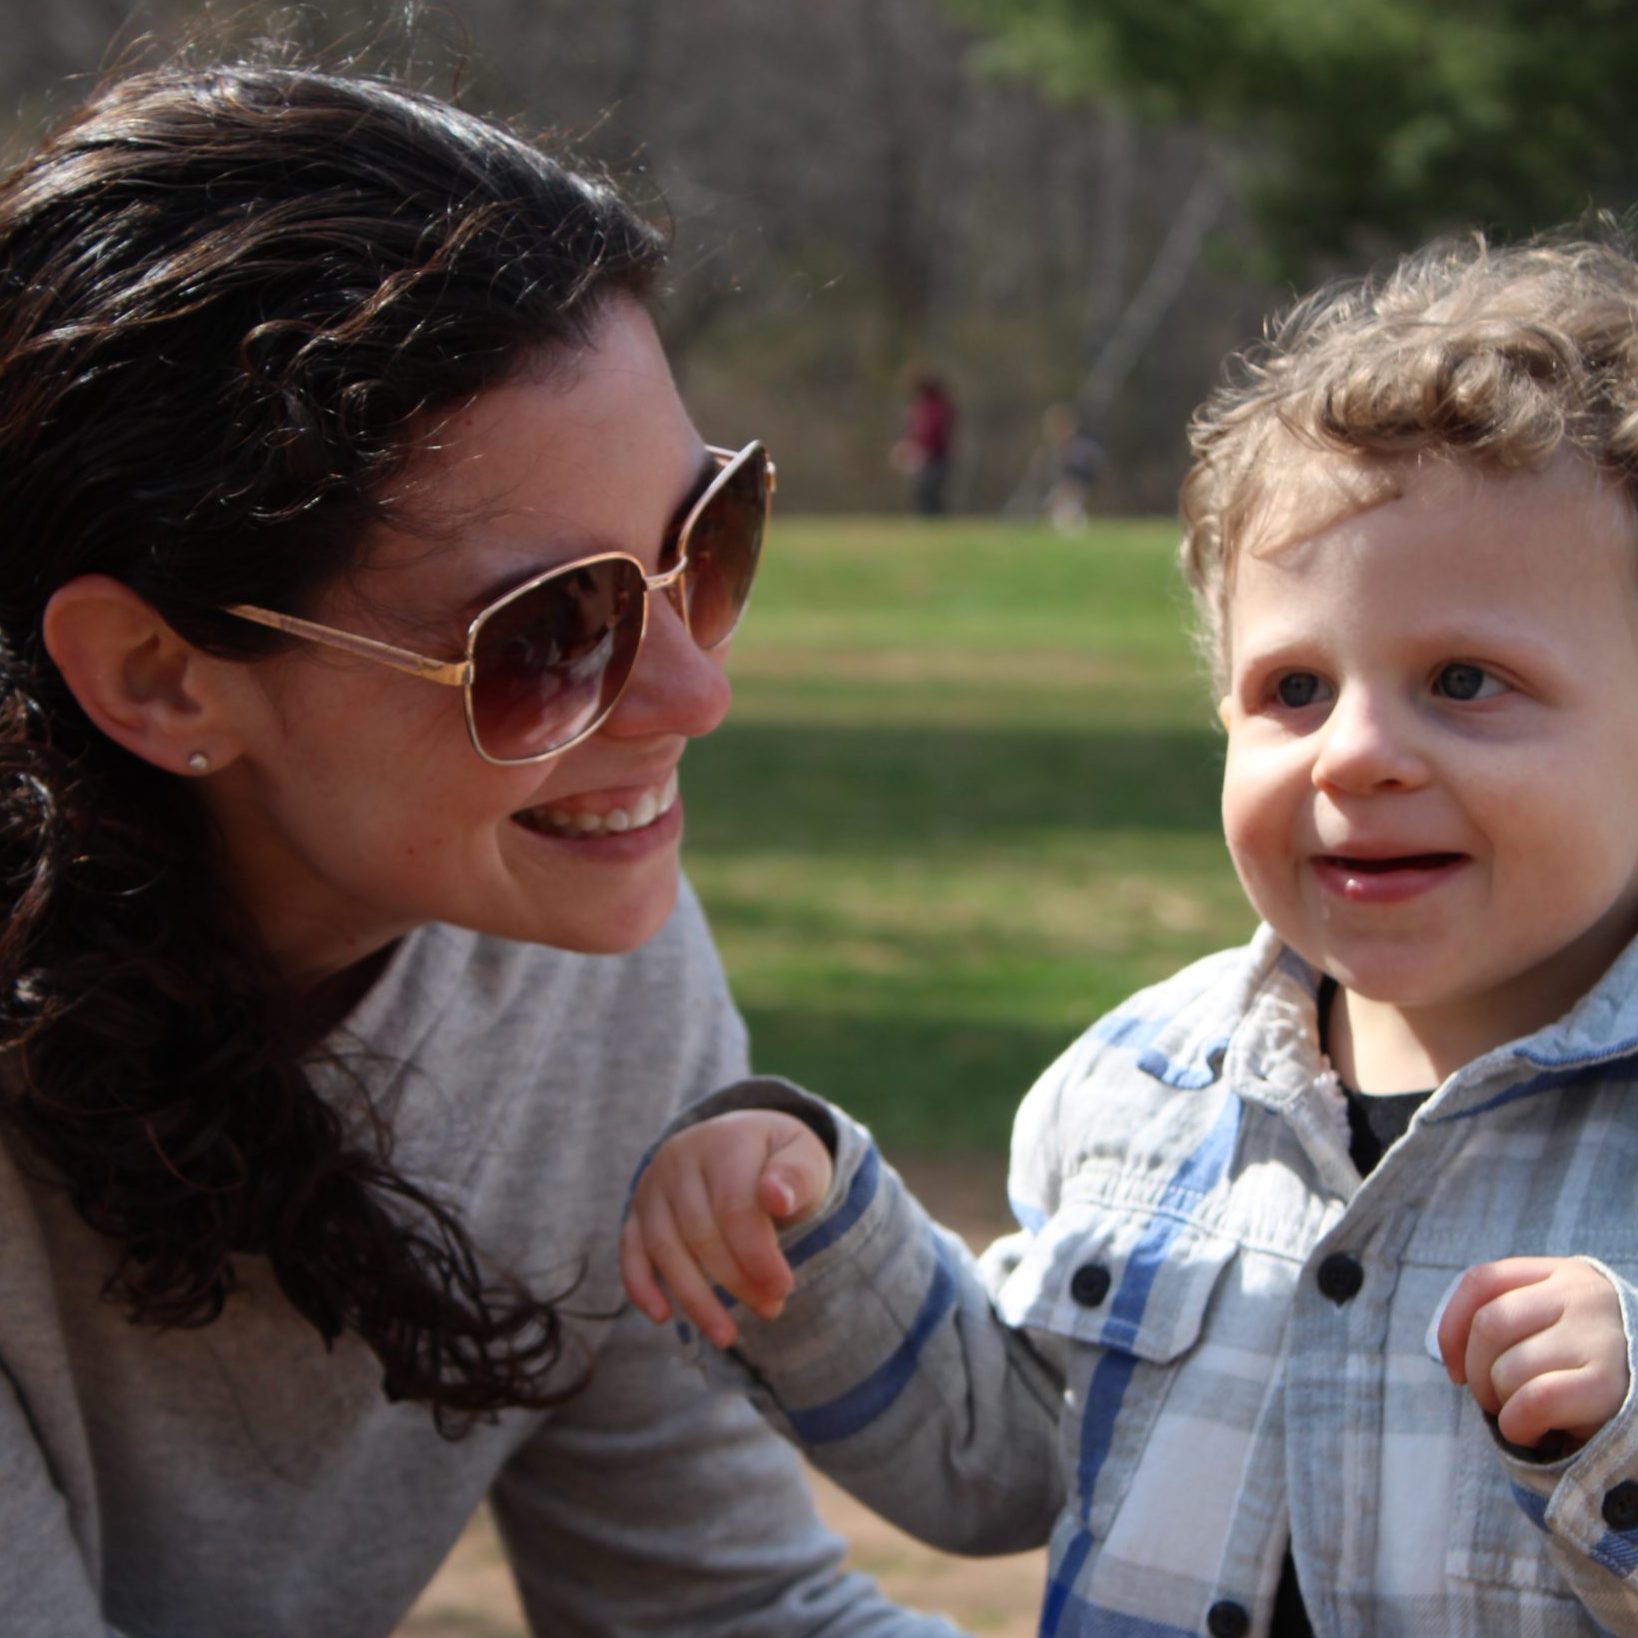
[674,925,1638,1636]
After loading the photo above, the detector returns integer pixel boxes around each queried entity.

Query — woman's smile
[512,769,681,838]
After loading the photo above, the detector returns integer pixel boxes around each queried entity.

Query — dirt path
[397,1150,1045,1638]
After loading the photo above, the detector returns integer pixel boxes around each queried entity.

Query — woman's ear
[42,575,243,777]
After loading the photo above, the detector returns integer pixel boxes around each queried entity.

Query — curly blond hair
[1180,230,1638,691]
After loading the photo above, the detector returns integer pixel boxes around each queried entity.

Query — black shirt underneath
[1272,980,1431,1635]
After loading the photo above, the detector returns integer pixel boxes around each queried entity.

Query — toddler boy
[624,234,1638,1636]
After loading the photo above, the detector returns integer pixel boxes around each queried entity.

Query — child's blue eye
[1274,672,1327,708]
[1433,663,1502,701]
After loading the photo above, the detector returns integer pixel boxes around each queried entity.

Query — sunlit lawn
[683,516,1255,1154]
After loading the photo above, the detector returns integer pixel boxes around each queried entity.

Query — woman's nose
[602,592,732,742]
[1311,688,1427,795]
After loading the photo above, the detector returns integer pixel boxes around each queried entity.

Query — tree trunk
[1078,158,1229,425]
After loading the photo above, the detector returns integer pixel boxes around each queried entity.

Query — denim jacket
[671,926,1638,1636]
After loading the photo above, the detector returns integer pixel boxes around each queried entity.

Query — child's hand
[620,1110,834,1349]
[1436,1257,1630,1450]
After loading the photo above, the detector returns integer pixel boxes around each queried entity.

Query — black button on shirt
[1316,1251,1364,1304]
[1604,1481,1638,1531]
[1069,1262,1111,1308]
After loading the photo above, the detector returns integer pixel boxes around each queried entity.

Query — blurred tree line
[4,1,1634,514]
[953,0,1638,269]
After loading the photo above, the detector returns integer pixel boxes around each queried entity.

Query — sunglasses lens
[469,558,646,762]
[683,447,767,650]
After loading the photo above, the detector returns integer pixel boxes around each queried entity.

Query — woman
[0,60,958,1637]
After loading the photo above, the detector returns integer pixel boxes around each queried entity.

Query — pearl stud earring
[186,751,211,773]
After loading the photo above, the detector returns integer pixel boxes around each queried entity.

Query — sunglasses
[224,441,773,765]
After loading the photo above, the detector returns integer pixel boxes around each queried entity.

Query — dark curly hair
[0,61,666,1433]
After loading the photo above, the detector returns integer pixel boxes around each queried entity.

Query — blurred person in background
[1008,402,1105,532]
[892,364,957,516]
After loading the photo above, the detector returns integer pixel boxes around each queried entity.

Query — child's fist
[1436,1257,1629,1451]
[620,1110,835,1349]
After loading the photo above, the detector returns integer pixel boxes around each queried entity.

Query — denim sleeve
[1492,1258,1638,1634]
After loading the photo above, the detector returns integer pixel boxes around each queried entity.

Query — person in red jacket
[893,366,956,515]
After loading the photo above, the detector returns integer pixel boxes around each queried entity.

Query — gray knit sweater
[0,883,961,1637]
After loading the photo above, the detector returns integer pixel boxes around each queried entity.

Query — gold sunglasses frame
[225,441,774,766]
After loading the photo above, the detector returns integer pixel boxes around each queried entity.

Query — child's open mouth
[1313,852,1468,902]
[1319,853,1464,874]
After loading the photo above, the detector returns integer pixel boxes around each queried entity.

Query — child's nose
[1310,688,1426,795]
[600,590,732,743]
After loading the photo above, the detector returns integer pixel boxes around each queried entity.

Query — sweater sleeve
[490,1306,965,1637]
[0,1363,129,1637]
[639,1076,1065,1558]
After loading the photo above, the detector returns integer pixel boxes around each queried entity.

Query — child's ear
[42,575,245,777]
[1217,695,1235,732]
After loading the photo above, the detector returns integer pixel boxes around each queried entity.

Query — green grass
[684,517,1255,1153]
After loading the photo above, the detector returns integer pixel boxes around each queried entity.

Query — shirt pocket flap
[995,1195,1238,1362]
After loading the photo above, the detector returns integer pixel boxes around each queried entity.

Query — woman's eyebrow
[447,445,717,626]
[688,444,717,491]
[660,446,721,540]
[453,540,600,623]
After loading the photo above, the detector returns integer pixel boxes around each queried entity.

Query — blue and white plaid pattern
[676,927,1638,1636]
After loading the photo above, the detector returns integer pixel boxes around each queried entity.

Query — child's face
[1219,456,1638,1052]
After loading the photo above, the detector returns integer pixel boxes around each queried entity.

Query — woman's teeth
[524,771,678,837]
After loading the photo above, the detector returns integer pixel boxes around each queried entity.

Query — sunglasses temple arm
[223,605,470,687]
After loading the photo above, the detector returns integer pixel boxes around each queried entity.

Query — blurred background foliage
[953,0,1638,268]
[11,0,1634,520]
